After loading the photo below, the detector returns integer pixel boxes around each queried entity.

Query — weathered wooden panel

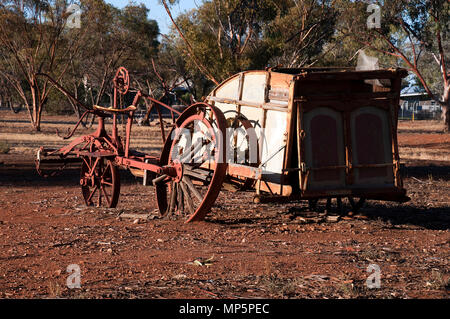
[214,74,240,99]
[260,109,288,180]
[268,72,292,104]
[268,88,289,102]
[211,71,291,182]
[350,106,394,187]
[241,72,266,104]
[303,107,346,190]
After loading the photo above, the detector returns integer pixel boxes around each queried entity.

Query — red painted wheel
[80,156,120,208]
[156,103,227,222]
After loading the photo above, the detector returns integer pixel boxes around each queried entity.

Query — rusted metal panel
[295,68,408,81]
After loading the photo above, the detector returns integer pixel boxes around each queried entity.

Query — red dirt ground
[0,112,448,299]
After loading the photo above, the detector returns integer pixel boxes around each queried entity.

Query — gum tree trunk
[442,83,449,133]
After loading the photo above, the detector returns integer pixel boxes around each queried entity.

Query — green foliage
[165,0,337,96]
[262,0,337,67]
[173,0,277,81]
[334,0,448,84]
[179,92,192,104]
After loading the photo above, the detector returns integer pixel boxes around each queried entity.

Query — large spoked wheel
[156,103,228,222]
[80,156,120,208]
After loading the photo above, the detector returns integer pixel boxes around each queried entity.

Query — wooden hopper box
[207,67,410,205]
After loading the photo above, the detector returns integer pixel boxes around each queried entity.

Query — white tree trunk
[442,83,450,132]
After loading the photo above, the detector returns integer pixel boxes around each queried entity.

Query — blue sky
[105,0,199,35]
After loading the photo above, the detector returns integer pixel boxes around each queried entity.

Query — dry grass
[0,110,167,155]
[399,147,450,162]
[1,110,449,162]
[398,120,445,133]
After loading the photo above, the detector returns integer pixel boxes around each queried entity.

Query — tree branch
[162,0,219,85]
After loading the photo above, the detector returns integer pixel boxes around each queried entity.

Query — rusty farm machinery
[36,66,410,222]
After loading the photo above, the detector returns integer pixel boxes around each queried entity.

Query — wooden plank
[343,111,354,185]
[300,100,391,113]
[283,79,297,182]
[295,68,408,81]
[294,91,398,102]
[269,88,290,101]
[207,96,289,112]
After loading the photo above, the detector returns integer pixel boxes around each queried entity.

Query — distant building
[399,92,442,120]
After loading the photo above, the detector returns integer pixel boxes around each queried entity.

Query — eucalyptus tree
[0,0,85,131]
[162,0,337,97]
[335,0,449,132]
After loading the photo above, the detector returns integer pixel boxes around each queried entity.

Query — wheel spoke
[100,160,111,179]
[152,174,169,185]
[183,167,211,182]
[97,160,103,206]
[188,159,208,169]
[180,139,208,162]
[86,185,98,204]
[182,176,203,202]
[81,155,120,209]
[82,157,92,171]
[89,157,100,176]
[167,182,178,215]
[177,183,184,212]
[100,184,111,206]
[179,180,194,214]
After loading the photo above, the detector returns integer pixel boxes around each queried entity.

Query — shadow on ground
[210,199,450,231]
[402,161,450,181]
[1,159,449,231]
[0,164,139,187]
[360,203,450,231]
